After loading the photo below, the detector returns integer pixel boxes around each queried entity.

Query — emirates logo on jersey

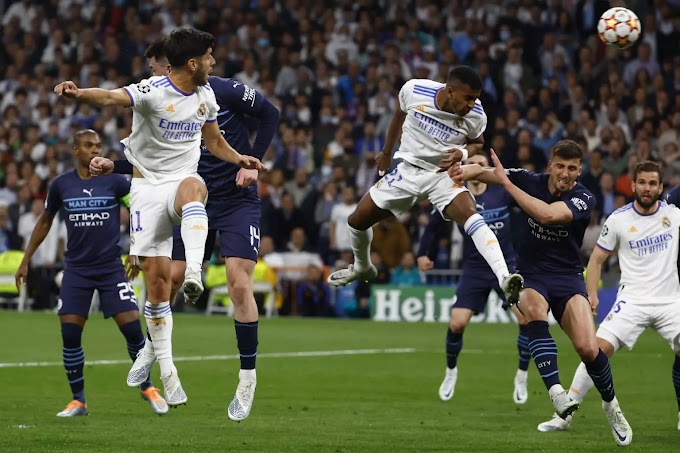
[197,103,206,117]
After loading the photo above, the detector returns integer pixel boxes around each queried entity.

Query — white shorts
[597,299,680,352]
[369,161,469,217]
[128,174,204,258]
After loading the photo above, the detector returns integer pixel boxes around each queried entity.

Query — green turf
[0,312,677,452]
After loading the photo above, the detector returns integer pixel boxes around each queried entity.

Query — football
[597,7,641,49]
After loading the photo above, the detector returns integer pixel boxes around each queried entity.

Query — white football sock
[144,301,174,376]
[181,201,208,273]
[349,225,373,272]
[567,362,595,403]
[464,213,509,286]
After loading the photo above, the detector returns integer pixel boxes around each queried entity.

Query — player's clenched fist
[90,157,114,176]
[375,149,392,176]
[417,256,434,271]
[54,80,80,99]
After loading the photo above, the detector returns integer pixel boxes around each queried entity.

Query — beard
[633,191,659,209]
[193,67,209,85]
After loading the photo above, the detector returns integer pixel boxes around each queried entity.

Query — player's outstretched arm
[586,246,610,315]
[449,162,498,185]
[54,81,132,108]
[489,149,573,225]
[15,212,56,289]
[375,109,407,175]
[201,121,268,171]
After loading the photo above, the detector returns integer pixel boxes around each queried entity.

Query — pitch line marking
[0,348,417,369]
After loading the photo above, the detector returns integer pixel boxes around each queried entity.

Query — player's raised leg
[442,192,523,305]
[174,176,209,303]
[57,314,89,417]
[327,192,391,286]
[561,295,631,446]
[438,307,474,401]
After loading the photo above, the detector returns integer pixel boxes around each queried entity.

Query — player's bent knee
[347,211,367,230]
[449,321,467,334]
[228,279,253,305]
[177,178,207,205]
[574,342,599,361]
[519,304,547,322]
[445,197,476,226]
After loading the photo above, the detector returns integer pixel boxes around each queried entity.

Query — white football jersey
[597,201,680,304]
[120,76,219,184]
[394,79,487,172]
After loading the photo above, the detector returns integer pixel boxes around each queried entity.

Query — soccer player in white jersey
[54,28,266,407]
[538,160,680,435]
[327,66,523,303]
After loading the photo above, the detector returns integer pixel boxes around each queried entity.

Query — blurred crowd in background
[1,0,679,315]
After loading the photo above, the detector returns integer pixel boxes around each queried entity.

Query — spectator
[0,0,677,315]
[272,193,305,250]
[17,199,63,309]
[389,252,422,287]
[372,217,411,269]
[296,265,332,317]
[0,205,21,253]
[329,186,358,255]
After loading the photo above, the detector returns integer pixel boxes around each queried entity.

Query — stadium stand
[1,0,679,314]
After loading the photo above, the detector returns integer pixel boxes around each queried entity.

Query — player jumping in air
[93,38,279,421]
[54,27,266,408]
[327,66,523,306]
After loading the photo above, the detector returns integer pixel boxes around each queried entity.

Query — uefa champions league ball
[597,7,641,50]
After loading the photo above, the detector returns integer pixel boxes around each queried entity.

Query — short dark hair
[447,66,482,91]
[164,28,215,68]
[551,139,583,162]
[633,160,663,182]
[144,38,168,62]
[73,129,98,145]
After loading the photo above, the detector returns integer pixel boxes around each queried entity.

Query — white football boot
[327,264,377,287]
[438,367,458,401]
[228,369,257,422]
[513,369,528,404]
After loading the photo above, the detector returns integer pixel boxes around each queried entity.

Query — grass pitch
[0,312,677,452]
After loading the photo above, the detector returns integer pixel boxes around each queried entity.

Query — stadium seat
[204,263,276,317]
[0,250,28,311]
